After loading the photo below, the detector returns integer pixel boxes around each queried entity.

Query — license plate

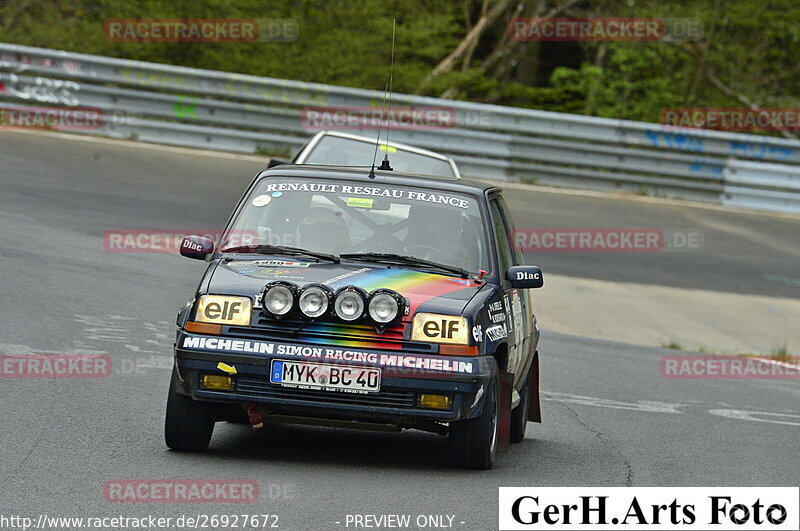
[269,360,381,394]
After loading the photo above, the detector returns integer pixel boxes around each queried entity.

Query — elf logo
[205,301,242,320]
[424,319,460,339]
[196,295,252,326]
[411,313,469,344]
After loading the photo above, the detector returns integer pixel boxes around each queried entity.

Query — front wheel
[449,360,499,469]
[165,369,214,452]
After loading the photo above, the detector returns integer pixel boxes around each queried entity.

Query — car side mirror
[180,235,214,261]
[506,265,543,289]
[267,157,289,168]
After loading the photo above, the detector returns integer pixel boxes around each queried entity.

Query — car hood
[207,258,486,318]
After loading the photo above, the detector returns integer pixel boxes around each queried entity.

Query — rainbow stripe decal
[327,268,479,311]
[297,330,405,350]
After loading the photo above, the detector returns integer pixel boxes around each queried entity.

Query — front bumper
[174,331,494,424]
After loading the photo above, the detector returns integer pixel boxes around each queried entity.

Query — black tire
[509,372,530,443]
[450,360,499,470]
[165,369,214,452]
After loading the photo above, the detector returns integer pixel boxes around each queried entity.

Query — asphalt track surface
[0,131,798,529]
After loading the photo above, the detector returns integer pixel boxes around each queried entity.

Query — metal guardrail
[1,43,799,213]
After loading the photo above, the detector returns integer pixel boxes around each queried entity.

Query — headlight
[261,282,296,317]
[298,284,333,318]
[194,295,252,326]
[411,313,470,344]
[334,286,367,321]
[368,289,404,325]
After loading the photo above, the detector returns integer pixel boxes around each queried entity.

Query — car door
[496,195,534,368]
[488,193,529,384]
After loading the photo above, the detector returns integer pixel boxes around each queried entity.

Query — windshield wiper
[220,244,340,263]
[340,252,469,278]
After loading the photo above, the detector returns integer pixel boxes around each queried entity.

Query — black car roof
[257,164,501,195]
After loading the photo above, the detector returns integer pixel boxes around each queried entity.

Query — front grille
[225,313,435,353]
[235,376,417,409]
[254,315,406,340]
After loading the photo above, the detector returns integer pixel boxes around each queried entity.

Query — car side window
[496,195,524,265]
[290,138,312,161]
[489,197,513,274]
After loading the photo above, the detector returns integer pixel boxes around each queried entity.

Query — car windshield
[300,135,456,178]
[222,178,489,273]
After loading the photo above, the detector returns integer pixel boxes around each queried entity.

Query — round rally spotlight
[334,286,367,321]
[298,284,332,318]
[261,281,296,317]
[368,289,404,325]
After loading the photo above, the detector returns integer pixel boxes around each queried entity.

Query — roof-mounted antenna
[378,19,396,172]
[368,82,389,179]
[368,19,396,178]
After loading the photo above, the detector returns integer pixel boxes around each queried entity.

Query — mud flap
[527,350,542,422]
[498,371,513,453]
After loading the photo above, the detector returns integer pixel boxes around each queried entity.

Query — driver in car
[295,207,351,254]
[403,204,472,268]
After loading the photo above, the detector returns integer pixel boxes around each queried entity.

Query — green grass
[254,145,292,159]
[698,346,718,354]
[770,343,791,361]
[663,340,794,359]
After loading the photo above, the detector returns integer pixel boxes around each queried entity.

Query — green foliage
[1,0,798,129]
[550,44,692,121]
[546,0,800,124]
[0,0,462,92]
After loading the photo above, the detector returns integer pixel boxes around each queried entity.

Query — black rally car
[166,165,543,469]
